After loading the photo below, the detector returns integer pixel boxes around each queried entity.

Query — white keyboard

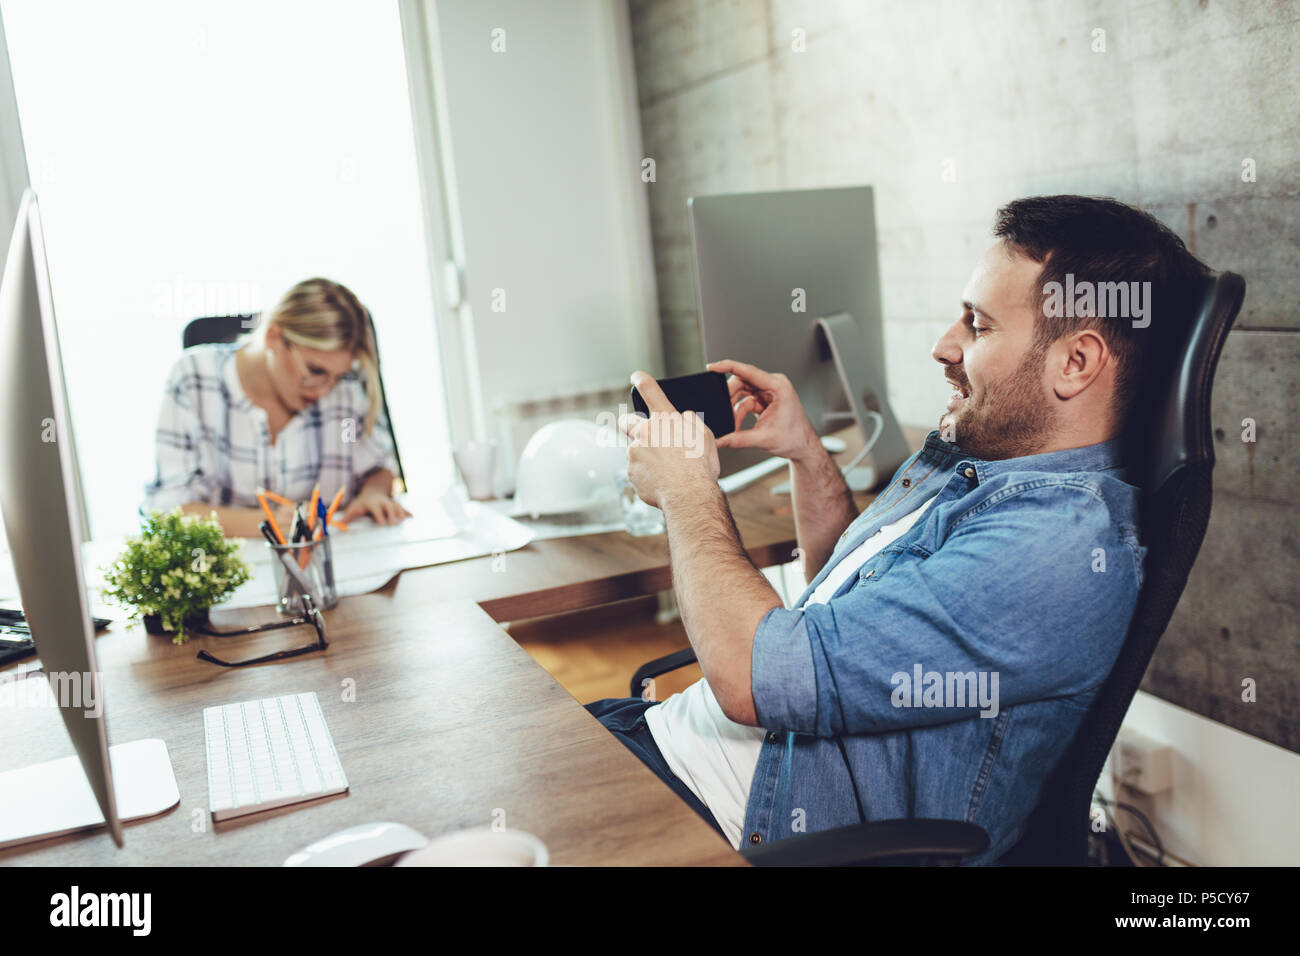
[203,692,348,821]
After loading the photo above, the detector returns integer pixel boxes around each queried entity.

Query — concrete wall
[626,0,1299,861]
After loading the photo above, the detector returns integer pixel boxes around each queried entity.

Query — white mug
[396,827,548,867]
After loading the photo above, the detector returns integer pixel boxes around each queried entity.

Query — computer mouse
[282,822,429,867]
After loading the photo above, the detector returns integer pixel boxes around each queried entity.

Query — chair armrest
[629,648,698,698]
[740,818,990,866]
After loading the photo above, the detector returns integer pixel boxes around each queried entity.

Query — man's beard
[938,340,1058,460]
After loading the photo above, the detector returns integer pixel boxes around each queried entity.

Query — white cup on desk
[396,827,548,867]
[453,440,498,500]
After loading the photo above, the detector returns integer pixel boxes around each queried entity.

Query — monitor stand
[771,311,909,496]
[0,737,179,850]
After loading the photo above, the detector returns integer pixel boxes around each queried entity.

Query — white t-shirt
[645,493,940,848]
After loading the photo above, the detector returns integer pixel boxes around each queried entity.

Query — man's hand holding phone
[621,371,721,510]
[708,359,822,463]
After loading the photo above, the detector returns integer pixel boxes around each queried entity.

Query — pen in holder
[267,536,338,615]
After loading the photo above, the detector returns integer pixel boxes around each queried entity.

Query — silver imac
[688,185,911,489]
[0,189,177,849]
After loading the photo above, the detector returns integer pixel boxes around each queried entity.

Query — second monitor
[688,185,911,488]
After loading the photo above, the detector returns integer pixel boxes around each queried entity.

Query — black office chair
[630,271,1247,866]
[181,312,407,491]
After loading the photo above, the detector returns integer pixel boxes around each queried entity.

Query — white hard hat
[513,419,626,517]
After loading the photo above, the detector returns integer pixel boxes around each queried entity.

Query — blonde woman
[144,278,411,537]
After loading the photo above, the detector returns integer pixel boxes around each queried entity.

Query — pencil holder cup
[267,536,338,615]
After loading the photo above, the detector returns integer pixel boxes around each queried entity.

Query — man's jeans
[584,697,727,841]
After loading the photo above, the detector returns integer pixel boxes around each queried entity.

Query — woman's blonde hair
[262,278,383,436]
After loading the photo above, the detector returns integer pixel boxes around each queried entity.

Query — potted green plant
[101,508,251,644]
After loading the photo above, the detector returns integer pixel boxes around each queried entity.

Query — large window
[2,0,450,541]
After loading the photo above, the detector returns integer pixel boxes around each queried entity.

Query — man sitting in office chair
[592,195,1209,863]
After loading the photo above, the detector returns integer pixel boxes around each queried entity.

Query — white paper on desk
[341,490,462,544]
[215,493,535,611]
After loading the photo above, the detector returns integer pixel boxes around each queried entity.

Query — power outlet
[1112,727,1173,795]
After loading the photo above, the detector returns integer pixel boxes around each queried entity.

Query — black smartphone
[630,370,735,437]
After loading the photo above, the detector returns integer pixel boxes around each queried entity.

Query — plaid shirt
[143,342,398,514]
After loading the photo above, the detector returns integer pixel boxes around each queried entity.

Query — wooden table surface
[0,424,930,866]
[0,595,741,866]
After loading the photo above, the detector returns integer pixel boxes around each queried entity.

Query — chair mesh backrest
[182,314,256,349]
[1005,271,1245,864]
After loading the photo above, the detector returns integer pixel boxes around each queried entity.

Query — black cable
[1092,788,1166,866]
[1116,801,1165,866]
[1091,789,1138,866]
[1090,789,1133,866]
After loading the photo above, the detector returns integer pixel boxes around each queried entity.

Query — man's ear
[1053,329,1109,400]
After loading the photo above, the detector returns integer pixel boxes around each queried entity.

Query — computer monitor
[688,185,912,488]
[0,189,176,849]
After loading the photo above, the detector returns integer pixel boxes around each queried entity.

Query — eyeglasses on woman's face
[285,341,357,390]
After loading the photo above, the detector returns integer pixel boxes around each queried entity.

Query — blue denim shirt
[745,429,1145,864]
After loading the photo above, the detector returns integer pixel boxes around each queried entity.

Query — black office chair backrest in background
[1001,270,1246,865]
[181,314,254,351]
[181,313,407,491]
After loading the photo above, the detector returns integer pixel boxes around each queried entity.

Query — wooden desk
[0,424,932,865]
[0,596,740,866]
[419,424,931,622]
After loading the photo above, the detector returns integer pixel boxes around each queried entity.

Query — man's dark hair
[993,195,1210,426]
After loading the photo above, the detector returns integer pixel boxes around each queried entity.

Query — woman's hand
[341,489,412,526]
[707,359,821,462]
